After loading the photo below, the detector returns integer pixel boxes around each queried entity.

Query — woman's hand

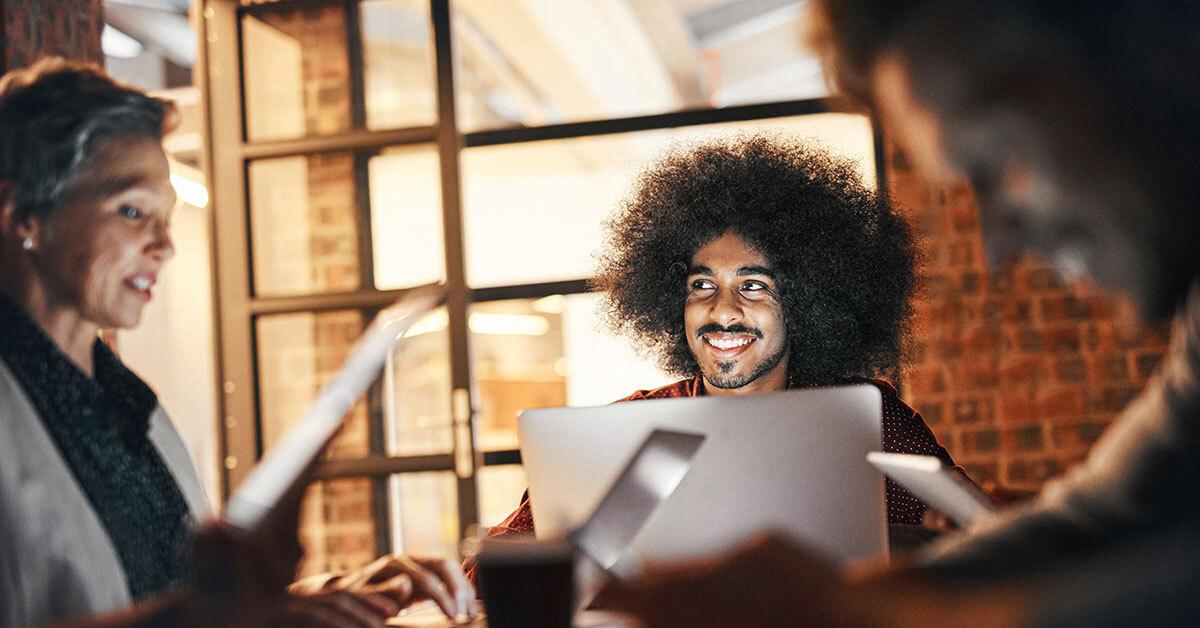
[291,555,479,621]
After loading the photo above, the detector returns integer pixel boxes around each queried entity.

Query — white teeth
[131,277,151,291]
[707,337,751,350]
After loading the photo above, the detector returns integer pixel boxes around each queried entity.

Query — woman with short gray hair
[0,58,475,627]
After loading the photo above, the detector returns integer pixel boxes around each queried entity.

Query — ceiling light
[102,24,144,59]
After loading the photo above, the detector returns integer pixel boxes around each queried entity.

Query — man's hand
[291,555,479,621]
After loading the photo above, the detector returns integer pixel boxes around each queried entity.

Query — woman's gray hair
[0,57,176,223]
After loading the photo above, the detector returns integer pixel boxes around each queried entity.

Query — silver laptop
[518,385,887,566]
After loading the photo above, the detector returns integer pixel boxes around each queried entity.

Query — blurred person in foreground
[0,58,475,626]
[466,138,966,581]
[608,1,1200,626]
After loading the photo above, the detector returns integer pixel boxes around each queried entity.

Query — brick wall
[0,0,102,71]
[246,5,373,576]
[890,144,1169,490]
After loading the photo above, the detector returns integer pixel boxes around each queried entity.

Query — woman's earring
[21,236,33,251]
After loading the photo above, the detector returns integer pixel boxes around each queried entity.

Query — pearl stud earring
[22,237,33,251]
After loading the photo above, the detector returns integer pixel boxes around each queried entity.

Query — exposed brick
[1092,353,1129,382]
[961,461,999,485]
[1017,327,1043,352]
[949,239,975,266]
[1134,350,1166,379]
[1052,421,1111,450]
[1082,295,1113,319]
[964,327,1002,354]
[1083,323,1115,352]
[935,301,964,326]
[1077,421,1108,445]
[1035,387,1085,421]
[886,141,1171,503]
[1043,326,1082,353]
[905,366,947,395]
[1000,355,1043,387]
[990,269,1014,293]
[959,271,981,295]
[1004,457,1063,487]
[933,333,964,360]
[1025,267,1062,291]
[1092,385,1142,414]
[998,394,1034,424]
[962,363,998,390]
[953,398,982,424]
[949,201,979,233]
[963,428,999,454]
[1003,424,1045,452]
[924,274,954,298]
[1039,295,1089,322]
[919,401,944,425]
[1054,357,1087,383]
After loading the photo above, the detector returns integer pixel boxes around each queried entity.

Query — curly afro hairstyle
[592,135,916,386]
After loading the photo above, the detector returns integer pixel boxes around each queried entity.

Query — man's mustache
[695,323,764,339]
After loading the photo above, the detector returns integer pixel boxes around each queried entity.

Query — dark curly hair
[592,135,915,386]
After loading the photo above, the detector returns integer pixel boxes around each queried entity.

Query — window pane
[471,294,675,452]
[385,308,454,456]
[298,473,461,578]
[462,113,874,287]
[298,477,383,578]
[361,0,437,130]
[453,0,830,131]
[386,472,460,559]
[249,153,362,296]
[242,5,352,142]
[257,310,373,460]
[369,146,445,290]
[478,464,528,527]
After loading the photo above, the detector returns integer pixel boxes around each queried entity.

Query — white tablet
[866,452,997,528]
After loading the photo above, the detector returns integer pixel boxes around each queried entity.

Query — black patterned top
[0,294,192,600]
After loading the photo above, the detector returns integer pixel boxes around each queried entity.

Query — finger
[398,559,459,619]
[417,557,477,617]
[368,573,415,607]
[361,555,408,586]
[341,591,405,619]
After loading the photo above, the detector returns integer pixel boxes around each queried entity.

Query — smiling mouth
[125,275,156,299]
[702,334,756,356]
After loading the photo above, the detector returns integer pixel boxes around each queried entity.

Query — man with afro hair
[465,135,964,581]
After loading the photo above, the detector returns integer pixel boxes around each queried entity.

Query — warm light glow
[171,173,210,208]
[102,24,143,59]
[403,310,449,338]
[402,310,550,337]
[471,313,549,336]
[532,294,566,314]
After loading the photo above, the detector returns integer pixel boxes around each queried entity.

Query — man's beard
[704,341,788,389]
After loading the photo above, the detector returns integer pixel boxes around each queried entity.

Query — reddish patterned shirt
[464,376,956,581]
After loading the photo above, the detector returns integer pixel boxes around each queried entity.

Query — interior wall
[890,143,1170,490]
[0,0,103,70]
